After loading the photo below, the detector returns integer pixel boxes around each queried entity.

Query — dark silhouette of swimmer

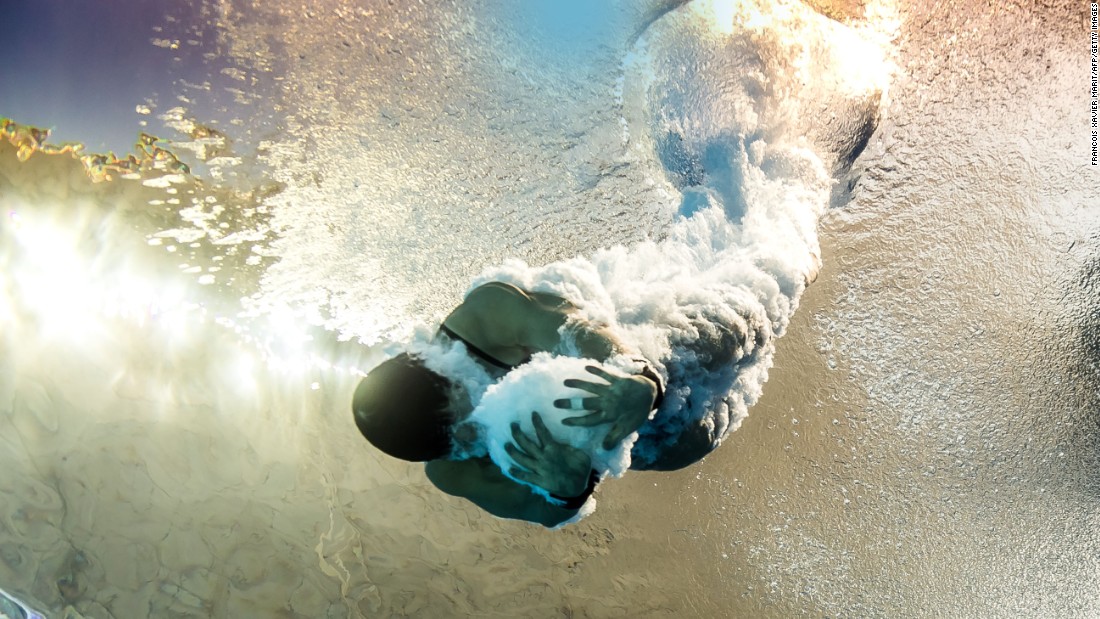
[353,282,672,527]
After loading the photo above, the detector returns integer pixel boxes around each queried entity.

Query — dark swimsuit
[438,323,518,371]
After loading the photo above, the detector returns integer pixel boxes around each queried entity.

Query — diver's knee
[631,423,717,472]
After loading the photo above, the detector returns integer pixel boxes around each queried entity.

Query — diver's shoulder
[466,281,573,312]
[443,283,530,346]
[467,281,526,300]
[461,283,531,318]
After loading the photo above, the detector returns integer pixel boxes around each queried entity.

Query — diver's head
[352,352,459,462]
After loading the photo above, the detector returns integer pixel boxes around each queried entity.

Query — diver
[352,281,718,527]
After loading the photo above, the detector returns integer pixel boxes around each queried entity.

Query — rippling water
[1,0,1097,617]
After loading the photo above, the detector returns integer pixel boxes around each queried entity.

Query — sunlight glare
[231,348,259,397]
[11,216,102,340]
[690,0,898,99]
[6,208,364,402]
[828,0,899,97]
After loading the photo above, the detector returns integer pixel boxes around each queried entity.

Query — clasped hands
[504,364,657,498]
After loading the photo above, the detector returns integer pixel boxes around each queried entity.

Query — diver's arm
[425,413,595,527]
[425,458,583,528]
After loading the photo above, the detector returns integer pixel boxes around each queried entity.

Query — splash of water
[447,0,893,485]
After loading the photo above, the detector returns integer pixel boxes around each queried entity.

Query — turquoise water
[1,0,1098,617]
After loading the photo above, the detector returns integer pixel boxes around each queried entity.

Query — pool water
[1,0,1097,617]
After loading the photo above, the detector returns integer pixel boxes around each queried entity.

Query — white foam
[470,143,829,469]
[465,353,645,490]
[454,0,891,477]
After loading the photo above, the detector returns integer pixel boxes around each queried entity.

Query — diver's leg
[630,421,717,472]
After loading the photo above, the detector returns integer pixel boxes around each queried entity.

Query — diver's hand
[506,412,593,498]
[553,365,657,450]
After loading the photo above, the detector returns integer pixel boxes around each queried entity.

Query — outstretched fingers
[530,412,556,446]
[508,414,559,487]
[561,410,613,427]
[505,442,539,471]
[552,396,601,410]
[510,421,542,455]
[563,378,609,394]
[584,364,619,382]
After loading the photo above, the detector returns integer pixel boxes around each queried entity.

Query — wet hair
[351,353,456,462]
